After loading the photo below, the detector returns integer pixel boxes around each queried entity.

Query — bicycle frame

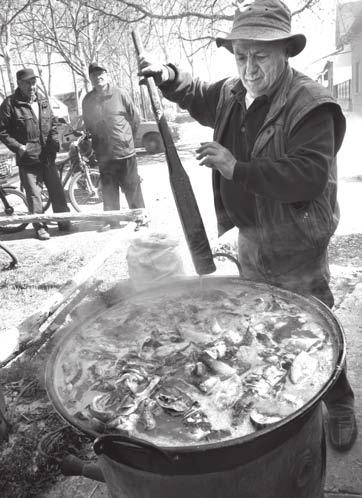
[58,135,98,196]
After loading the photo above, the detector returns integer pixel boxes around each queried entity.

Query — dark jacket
[0,89,59,167]
[161,65,345,254]
[82,85,140,161]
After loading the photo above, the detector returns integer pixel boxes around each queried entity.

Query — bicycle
[0,162,28,234]
[0,132,102,234]
[0,241,18,268]
[42,131,102,212]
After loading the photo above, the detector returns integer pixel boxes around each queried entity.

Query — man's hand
[138,52,169,86]
[196,142,237,180]
[18,145,26,157]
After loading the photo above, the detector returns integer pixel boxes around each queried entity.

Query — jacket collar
[93,84,113,98]
[262,63,293,128]
[14,88,33,105]
[14,88,46,107]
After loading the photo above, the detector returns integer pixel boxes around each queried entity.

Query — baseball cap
[16,68,39,81]
[88,62,107,74]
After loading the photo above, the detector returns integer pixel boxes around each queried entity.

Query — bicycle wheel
[0,242,18,267]
[42,158,70,212]
[41,188,51,212]
[0,187,29,233]
[68,169,102,212]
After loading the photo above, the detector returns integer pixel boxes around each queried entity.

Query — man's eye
[256,55,268,61]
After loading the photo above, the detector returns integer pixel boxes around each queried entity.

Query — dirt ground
[1,119,362,497]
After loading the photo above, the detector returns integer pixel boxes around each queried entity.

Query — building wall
[351,31,362,113]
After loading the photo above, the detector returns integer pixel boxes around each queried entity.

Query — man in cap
[0,68,71,240]
[82,62,145,230]
[139,0,357,451]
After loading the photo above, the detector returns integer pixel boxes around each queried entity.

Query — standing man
[82,63,145,230]
[0,68,71,240]
[139,0,357,451]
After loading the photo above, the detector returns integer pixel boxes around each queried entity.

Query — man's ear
[285,41,292,59]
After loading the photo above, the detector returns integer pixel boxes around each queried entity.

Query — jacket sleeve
[122,91,140,135]
[50,109,59,144]
[82,95,92,133]
[232,106,335,202]
[160,65,226,129]
[0,99,23,153]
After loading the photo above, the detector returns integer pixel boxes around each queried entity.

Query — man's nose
[245,55,257,76]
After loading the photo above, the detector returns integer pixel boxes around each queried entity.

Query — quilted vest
[212,65,346,258]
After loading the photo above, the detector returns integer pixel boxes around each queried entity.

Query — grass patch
[0,250,87,331]
[0,229,131,496]
[0,358,93,498]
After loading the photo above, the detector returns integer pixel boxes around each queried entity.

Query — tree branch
[292,0,319,17]
[0,0,40,37]
[84,1,147,24]
[87,0,233,22]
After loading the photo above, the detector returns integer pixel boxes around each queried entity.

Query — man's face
[232,40,288,98]
[17,77,37,101]
[89,69,109,90]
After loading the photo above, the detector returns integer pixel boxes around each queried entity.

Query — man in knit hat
[139,0,357,451]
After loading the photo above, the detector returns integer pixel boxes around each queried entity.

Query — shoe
[98,223,111,232]
[98,221,119,232]
[58,221,73,232]
[36,228,50,241]
[328,407,358,451]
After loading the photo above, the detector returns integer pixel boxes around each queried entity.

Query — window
[334,80,351,100]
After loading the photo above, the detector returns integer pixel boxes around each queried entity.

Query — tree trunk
[47,49,52,95]
[72,69,82,116]
[4,52,15,94]
[0,65,7,96]
[2,25,15,94]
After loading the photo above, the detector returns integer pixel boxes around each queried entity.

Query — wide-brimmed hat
[16,68,39,81]
[216,0,306,57]
[88,62,107,75]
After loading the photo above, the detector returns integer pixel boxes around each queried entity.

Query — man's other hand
[196,142,237,180]
[138,52,169,86]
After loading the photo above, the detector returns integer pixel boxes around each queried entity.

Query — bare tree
[0,0,324,114]
[87,0,322,24]
[0,0,38,94]
[85,0,323,78]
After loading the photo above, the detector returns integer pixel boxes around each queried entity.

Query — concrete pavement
[324,265,362,497]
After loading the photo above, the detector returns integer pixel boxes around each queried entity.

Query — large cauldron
[46,276,345,498]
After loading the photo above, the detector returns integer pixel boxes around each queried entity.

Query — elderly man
[139,0,357,451]
[82,62,145,230]
[0,68,71,240]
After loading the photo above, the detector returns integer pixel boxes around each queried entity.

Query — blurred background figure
[82,62,145,231]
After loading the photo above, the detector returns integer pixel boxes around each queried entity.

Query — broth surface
[54,283,335,447]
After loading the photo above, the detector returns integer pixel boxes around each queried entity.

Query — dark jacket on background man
[0,88,59,167]
[82,85,140,161]
[0,84,69,238]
